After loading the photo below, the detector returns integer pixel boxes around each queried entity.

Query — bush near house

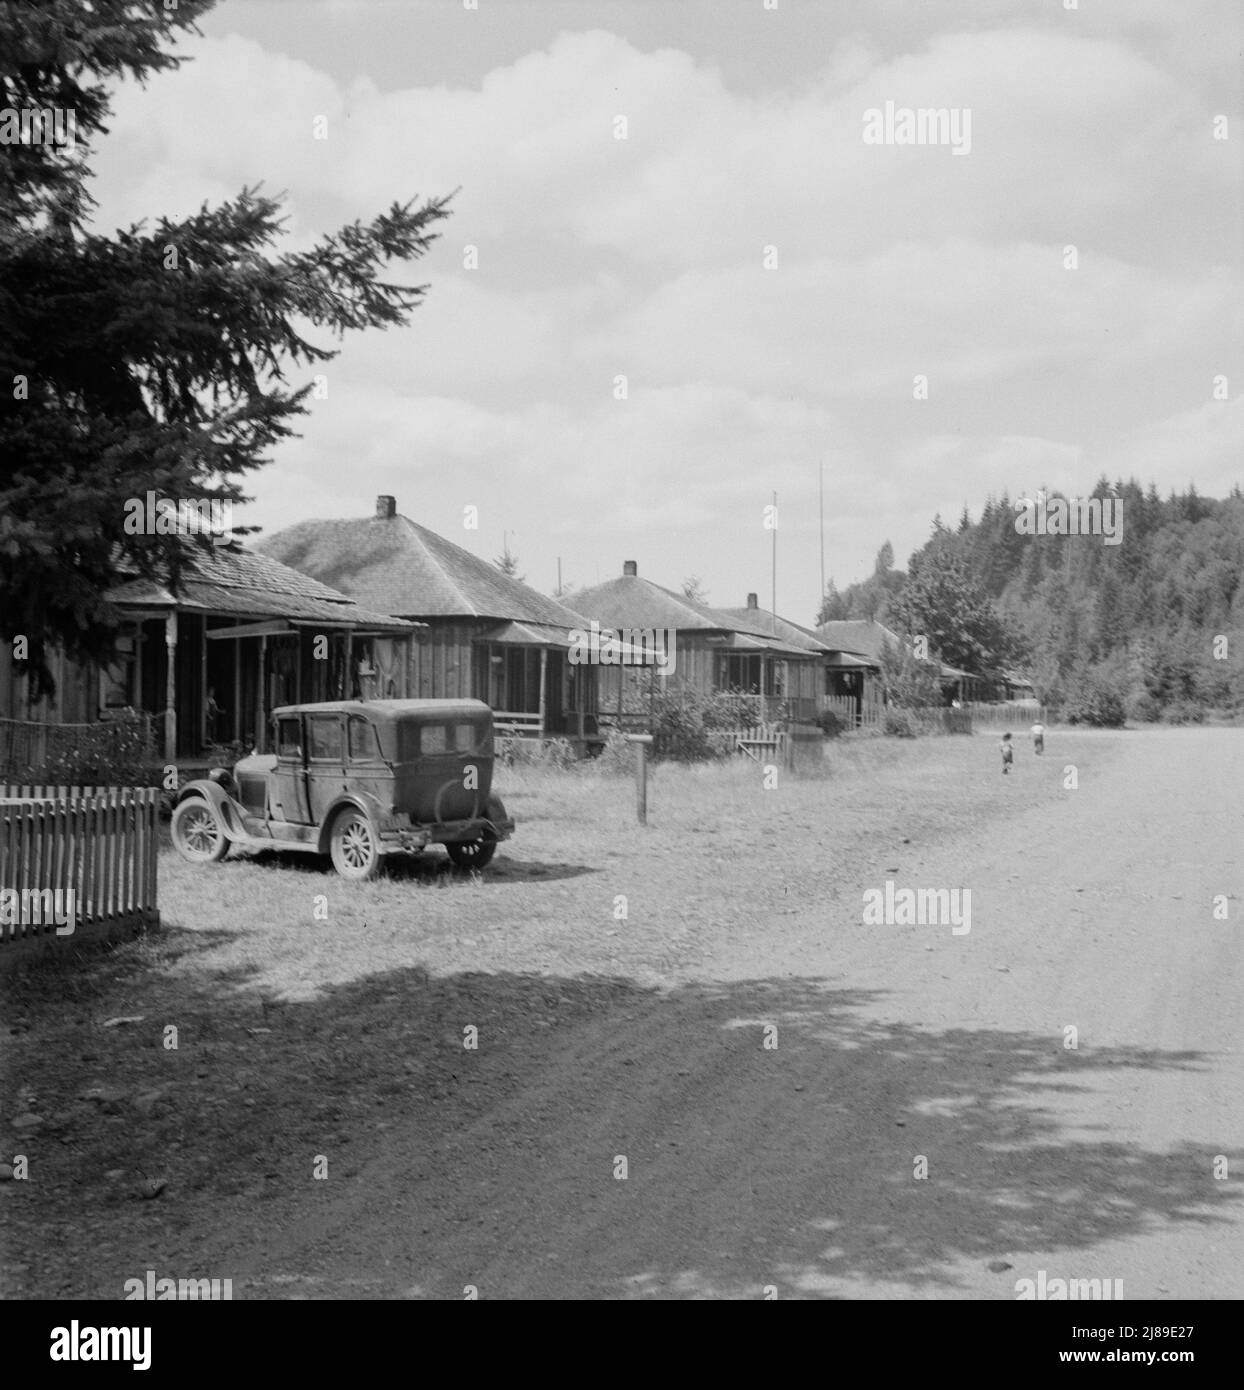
[817,709,847,738]
[649,688,768,761]
[883,710,919,738]
[2,712,157,788]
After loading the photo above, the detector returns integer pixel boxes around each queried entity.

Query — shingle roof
[567,574,819,658]
[815,619,978,680]
[814,619,904,662]
[567,574,730,633]
[107,542,414,631]
[257,513,589,629]
[714,606,832,654]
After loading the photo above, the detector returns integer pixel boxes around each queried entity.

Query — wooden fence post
[626,734,654,825]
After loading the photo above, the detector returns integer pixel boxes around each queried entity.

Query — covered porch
[106,609,415,761]
[472,622,600,744]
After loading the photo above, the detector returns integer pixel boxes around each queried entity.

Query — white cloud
[82,17,1241,599]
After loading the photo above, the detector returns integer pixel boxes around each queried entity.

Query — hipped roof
[814,619,905,662]
[714,606,833,654]
[815,619,977,680]
[257,513,588,630]
[107,541,415,632]
[567,574,818,659]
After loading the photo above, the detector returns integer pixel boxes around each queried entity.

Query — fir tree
[1,0,453,696]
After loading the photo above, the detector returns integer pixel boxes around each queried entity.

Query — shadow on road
[4,944,1236,1299]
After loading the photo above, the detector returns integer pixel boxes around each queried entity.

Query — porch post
[342,628,353,698]
[232,620,242,742]
[133,622,143,713]
[255,634,267,753]
[163,611,177,763]
[199,616,208,751]
[538,647,548,738]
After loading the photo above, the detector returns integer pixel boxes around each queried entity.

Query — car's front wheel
[330,808,382,881]
[171,797,229,864]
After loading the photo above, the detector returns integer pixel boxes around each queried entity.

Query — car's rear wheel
[171,797,229,864]
[330,808,382,881]
[446,827,498,870]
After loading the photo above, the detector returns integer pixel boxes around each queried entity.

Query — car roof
[272,699,492,723]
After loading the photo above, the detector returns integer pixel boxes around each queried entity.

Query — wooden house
[0,542,417,764]
[568,564,825,723]
[814,618,981,718]
[258,497,602,746]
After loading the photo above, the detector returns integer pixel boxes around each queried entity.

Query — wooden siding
[409,621,476,700]
[0,642,99,726]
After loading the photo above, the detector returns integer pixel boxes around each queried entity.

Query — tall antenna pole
[771,488,778,633]
[819,461,825,605]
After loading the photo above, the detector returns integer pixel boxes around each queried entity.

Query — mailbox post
[626,733,654,825]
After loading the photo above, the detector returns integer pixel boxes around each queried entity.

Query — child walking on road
[1000,731,1014,774]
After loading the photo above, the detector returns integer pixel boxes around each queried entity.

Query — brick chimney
[623,560,637,576]
[374,495,396,521]
[746,592,758,609]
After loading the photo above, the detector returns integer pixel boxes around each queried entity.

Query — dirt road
[5,727,1241,1300]
[173,727,1242,1299]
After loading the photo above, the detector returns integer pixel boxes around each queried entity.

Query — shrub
[651,699,714,762]
[594,726,636,775]
[883,709,918,738]
[817,708,847,738]
[202,740,248,770]
[495,735,577,768]
[1064,677,1126,728]
[1125,691,1162,724]
[1161,699,1204,726]
[7,713,157,789]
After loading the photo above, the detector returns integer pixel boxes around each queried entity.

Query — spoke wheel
[330,809,382,881]
[171,798,229,864]
[446,827,498,870]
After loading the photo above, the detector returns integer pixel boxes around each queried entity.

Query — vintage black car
[170,699,514,880]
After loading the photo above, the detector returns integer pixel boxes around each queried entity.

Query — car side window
[307,716,343,761]
[455,723,480,753]
[348,716,381,761]
[276,717,302,759]
[421,725,448,754]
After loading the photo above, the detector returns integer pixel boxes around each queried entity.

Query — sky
[85,0,1243,619]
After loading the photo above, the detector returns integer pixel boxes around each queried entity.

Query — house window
[348,715,381,761]
[718,653,763,694]
[307,715,343,761]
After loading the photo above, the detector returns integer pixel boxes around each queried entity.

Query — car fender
[175,780,251,843]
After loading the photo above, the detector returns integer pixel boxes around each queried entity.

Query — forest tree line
[818,480,1244,724]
